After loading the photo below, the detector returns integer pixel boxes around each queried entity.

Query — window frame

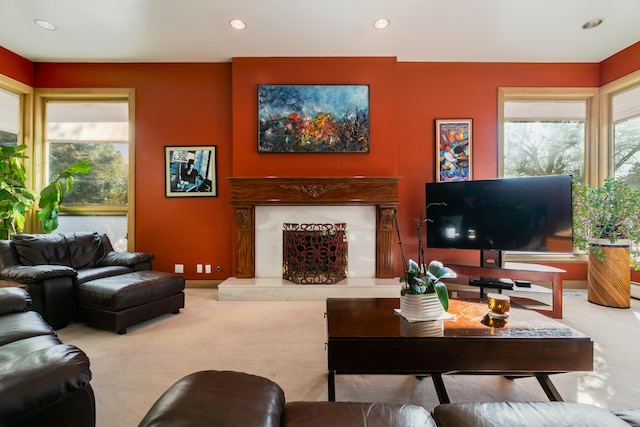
[600,69,640,184]
[34,88,136,251]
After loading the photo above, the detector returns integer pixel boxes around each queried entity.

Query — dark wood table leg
[328,371,336,401]
[431,373,450,404]
[535,374,563,401]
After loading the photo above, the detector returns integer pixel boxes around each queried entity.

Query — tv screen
[425,175,573,254]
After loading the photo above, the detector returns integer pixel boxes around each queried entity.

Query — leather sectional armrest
[0,344,92,425]
[1,265,77,284]
[97,251,154,267]
[0,287,32,315]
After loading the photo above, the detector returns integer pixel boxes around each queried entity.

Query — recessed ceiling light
[373,18,390,30]
[34,19,57,31]
[582,18,603,29]
[229,19,246,30]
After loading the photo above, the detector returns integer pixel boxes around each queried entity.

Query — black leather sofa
[0,232,184,332]
[139,370,640,427]
[0,287,95,427]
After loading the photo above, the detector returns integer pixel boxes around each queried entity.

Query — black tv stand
[480,249,504,269]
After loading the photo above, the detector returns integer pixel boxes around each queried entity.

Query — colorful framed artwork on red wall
[258,84,370,153]
[435,119,473,182]
[165,146,217,197]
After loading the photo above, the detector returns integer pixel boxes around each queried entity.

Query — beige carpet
[57,289,640,427]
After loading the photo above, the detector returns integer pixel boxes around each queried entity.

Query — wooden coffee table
[326,298,593,403]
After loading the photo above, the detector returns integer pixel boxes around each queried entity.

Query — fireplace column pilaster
[234,205,255,278]
[376,205,396,278]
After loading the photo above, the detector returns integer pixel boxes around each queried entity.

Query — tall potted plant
[0,144,90,239]
[573,177,640,308]
[394,206,456,319]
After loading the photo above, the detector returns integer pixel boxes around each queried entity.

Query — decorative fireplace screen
[282,223,347,284]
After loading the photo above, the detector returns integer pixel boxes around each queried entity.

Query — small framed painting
[258,84,370,153]
[165,146,217,197]
[435,119,473,182]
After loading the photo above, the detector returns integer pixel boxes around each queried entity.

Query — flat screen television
[425,175,573,267]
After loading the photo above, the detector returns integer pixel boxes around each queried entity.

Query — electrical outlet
[205,264,212,274]
[174,264,184,274]
[196,264,203,273]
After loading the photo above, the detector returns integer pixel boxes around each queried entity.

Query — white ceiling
[0,0,639,64]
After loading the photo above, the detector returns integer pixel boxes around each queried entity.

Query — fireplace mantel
[228,177,401,278]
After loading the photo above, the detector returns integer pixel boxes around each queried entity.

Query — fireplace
[282,223,348,284]
[228,177,400,279]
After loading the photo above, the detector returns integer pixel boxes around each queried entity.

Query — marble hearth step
[218,277,402,301]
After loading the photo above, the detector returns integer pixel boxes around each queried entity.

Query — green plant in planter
[0,144,90,239]
[394,205,456,311]
[573,177,640,269]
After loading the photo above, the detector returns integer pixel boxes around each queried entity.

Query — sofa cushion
[0,286,31,315]
[67,232,106,269]
[432,402,630,427]
[0,334,64,361]
[139,370,285,427]
[284,401,436,427]
[0,311,58,346]
[13,233,72,266]
[0,343,92,425]
[0,240,21,269]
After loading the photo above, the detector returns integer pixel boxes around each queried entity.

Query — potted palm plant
[573,177,640,308]
[394,206,456,318]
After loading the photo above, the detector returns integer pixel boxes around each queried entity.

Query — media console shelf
[446,262,565,319]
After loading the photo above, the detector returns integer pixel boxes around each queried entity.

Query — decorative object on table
[0,144,90,239]
[487,293,510,318]
[257,84,370,153]
[573,177,640,308]
[165,146,217,197]
[435,118,472,182]
[394,207,456,318]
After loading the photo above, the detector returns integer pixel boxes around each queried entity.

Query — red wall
[0,47,638,281]
[231,57,399,177]
[35,63,234,278]
[0,46,34,86]
[600,41,640,86]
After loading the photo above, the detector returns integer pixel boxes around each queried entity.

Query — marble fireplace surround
[228,177,400,279]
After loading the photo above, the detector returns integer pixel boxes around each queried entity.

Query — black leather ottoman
[75,270,185,334]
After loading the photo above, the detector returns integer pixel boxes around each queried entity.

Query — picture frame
[435,119,473,182]
[165,146,217,197]
[258,84,370,153]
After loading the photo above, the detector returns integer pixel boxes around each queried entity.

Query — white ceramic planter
[399,293,444,320]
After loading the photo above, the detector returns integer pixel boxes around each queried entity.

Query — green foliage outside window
[503,121,585,183]
[49,142,128,205]
[614,116,640,191]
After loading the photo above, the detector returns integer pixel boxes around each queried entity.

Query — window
[0,87,20,147]
[498,88,598,260]
[35,90,135,251]
[502,100,586,183]
[611,84,640,190]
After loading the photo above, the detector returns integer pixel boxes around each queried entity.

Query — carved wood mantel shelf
[228,177,401,279]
